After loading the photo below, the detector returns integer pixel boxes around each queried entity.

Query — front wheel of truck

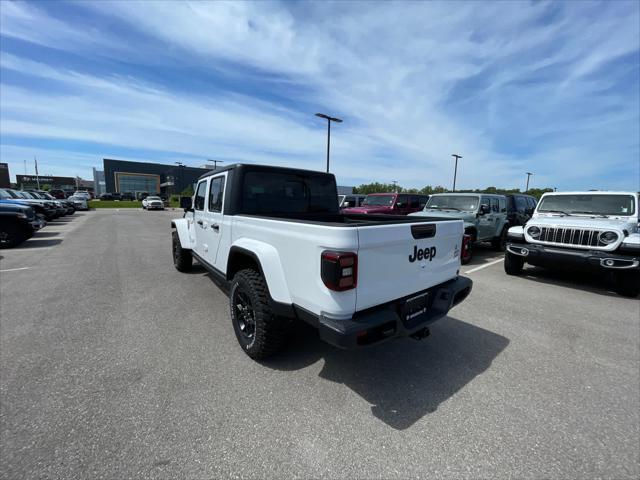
[172,230,192,272]
[614,271,640,297]
[504,251,524,275]
[230,269,288,360]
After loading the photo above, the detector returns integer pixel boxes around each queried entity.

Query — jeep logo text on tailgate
[409,245,436,263]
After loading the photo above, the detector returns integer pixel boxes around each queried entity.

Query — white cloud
[1,0,638,190]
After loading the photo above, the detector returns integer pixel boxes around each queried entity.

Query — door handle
[212,224,220,231]
[196,220,203,226]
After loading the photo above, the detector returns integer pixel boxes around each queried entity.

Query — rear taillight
[461,234,472,262]
[321,251,358,291]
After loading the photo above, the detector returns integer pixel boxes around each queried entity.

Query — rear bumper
[297,276,473,349]
[506,242,640,271]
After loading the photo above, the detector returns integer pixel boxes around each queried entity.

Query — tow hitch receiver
[410,327,431,341]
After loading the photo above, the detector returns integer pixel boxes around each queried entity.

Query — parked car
[67,195,89,211]
[505,191,640,297]
[342,193,429,215]
[338,194,366,210]
[99,193,114,201]
[137,192,150,201]
[506,194,537,226]
[74,191,91,200]
[111,192,122,201]
[29,191,75,215]
[0,188,57,221]
[48,189,67,199]
[142,196,164,210]
[120,192,135,201]
[0,203,43,248]
[410,193,510,263]
[24,191,67,217]
[5,189,61,219]
[171,164,472,360]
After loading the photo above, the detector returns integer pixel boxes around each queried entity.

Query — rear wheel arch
[227,247,264,281]
[226,244,292,306]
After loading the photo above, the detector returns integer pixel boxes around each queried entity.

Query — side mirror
[480,204,491,215]
[180,196,193,212]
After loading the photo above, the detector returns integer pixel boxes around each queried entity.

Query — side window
[419,196,429,209]
[194,180,207,211]
[499,197,506,213]
[480,196,491,208]
[490,197,499,212]
[409,195,419,208]
[396,195,409,207]
[526,197,537,210]
[515,196,527,212]
[208,176,225,212]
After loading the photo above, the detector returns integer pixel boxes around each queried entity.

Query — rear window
[241,171,337,214]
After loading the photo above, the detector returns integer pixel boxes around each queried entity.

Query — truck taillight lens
[461,234,472,262]
[321,251,357,291]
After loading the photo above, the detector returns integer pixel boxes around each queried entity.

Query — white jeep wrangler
[505,191,640,297]
[171,164,473,359]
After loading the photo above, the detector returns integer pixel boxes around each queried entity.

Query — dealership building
[101,158,354,198]
[102,159,211,197]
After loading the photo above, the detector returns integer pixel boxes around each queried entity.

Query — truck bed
[239,212,459,226]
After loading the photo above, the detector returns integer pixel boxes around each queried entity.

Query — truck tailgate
[355,219,463,311]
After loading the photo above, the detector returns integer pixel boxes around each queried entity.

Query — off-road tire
[614,271,640,298]
[0,222,28,249]
[504,251,525,275]
[172,230,192,272]
[230,269,288,360]
[492,226,508,251]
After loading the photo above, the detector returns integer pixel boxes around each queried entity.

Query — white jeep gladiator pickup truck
[171,164,472,359]
[505,191,640,297]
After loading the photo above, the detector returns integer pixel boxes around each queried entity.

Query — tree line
[352,182,554,199]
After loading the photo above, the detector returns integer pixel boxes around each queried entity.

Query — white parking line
[465,258,503,274]
[0,267,30,273]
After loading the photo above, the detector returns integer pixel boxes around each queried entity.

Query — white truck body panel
[355,220,462,311]
[230,216,360,315]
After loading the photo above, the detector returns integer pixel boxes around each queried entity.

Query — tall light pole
[525,172,534,192]
[451,154,462,192]
[315,113,343,172]
[391,180,398,193]
[175,162,184,194]
[207,159,224,170]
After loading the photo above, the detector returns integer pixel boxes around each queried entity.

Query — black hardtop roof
[197,163,334,181]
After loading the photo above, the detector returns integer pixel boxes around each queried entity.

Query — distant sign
[16,175,76,185]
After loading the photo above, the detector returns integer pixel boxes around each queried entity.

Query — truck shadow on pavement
[267,318,509,430]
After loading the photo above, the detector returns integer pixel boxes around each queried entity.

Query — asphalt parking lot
[1,209,638,479]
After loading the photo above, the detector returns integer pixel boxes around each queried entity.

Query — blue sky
[0,0,638,191]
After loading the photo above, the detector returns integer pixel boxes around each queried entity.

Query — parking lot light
[315,113,343,173]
